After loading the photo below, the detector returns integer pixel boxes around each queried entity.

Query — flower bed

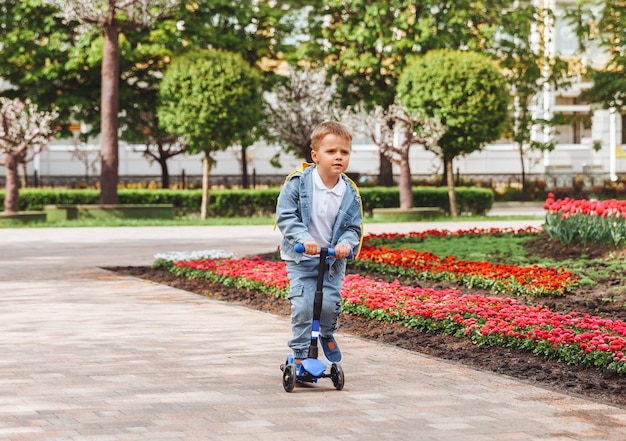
[543,193,626,247]
[157,255,626,374]
[355,245,575,297]
[362,226,543,244]
[358,226,576,297]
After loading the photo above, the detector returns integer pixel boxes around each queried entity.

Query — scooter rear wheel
[282,364,296,392]
[331,363,344,391]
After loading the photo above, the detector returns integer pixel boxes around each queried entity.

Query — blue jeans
[286,259,344,359]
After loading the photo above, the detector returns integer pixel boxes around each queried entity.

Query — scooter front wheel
[331,363,344,391]
[282,364,296,392]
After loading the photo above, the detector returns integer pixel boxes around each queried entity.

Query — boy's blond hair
[310,121,353,152]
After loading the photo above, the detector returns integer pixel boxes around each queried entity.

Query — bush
[0,186,494,217]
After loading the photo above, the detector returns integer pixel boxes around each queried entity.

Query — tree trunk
[99,19,120,204]
[398,153,413,209]
[445,156,458,218]
[155,144,170,189]
[159,156,170,189]
[20,162,27,188]
[302,140,313,163]
[3,154,20,213]
[378,152,394,186]
[201,150,211,219]
[241,146,249,189]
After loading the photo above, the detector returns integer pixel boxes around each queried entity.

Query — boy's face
[311,133,351,180]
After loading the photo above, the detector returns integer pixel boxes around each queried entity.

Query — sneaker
[319,335,342,363]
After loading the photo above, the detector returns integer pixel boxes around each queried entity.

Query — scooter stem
[307,247,328,359]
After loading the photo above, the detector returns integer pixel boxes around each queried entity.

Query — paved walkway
[2,219,626,441]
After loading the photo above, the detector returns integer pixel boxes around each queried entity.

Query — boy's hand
[333,243,352,259]
[302,241,320,256]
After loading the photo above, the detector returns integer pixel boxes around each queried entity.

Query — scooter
[280,244,351,392]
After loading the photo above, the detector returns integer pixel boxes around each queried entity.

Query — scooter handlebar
[294,243,353,259]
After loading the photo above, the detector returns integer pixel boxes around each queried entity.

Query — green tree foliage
[304,0,508,186]
[157,49,264,218]
[0,0,175,144]
[307,0,506,109]
[0,0,305,193]
[115,24,185,189]
[117,1,307,189]
[567,0,626,110]
[0,0,97,126]
[174,1,305,76]
[493,2,570,200]
[41,0,180,204]
[151,1,311,189]
[398,49,509,217]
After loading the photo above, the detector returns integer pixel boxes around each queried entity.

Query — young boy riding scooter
[275,120,363,368]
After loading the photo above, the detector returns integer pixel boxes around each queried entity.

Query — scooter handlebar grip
[294,243,353,259]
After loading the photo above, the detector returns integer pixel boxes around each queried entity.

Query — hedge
[0,186,493,217]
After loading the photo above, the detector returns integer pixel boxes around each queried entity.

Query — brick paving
[1,220,626,440]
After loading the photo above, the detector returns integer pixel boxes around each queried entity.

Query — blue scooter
[280,244,351,392]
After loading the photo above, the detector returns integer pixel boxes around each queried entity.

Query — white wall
[4,108,624,184]
[17,138,624,183]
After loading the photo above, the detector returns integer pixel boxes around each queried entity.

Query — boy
[275,120,363,366]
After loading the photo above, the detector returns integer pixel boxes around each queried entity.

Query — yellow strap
[343,173,364,258]
[283,161,313,184]
[274,162,313,230]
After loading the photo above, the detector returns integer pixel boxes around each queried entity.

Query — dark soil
[109,235,626,409]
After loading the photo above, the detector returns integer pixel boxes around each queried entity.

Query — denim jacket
[276,163,363,277]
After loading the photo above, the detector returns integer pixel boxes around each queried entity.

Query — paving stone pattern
[2,221,626,440]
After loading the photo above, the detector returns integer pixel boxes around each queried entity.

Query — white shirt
[309,167,346,249]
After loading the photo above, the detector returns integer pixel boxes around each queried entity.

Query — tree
[0,0,99,127]
[305,0,510,186]
[346,104,445,209]
[567,0,626,110]
[564,0,625,183]
[398,49,510,217]
[0,0,175,189]
[119,81,186,189]
[43,0,179,204]
[263,67,342,164]
[157,49,264,219]
[0,98,58,214]
[119,0,308,189]
[126,125,185,189]
[173,0,306,71]
[1,1,304,190]
[493,2,570,200]
[170,1,315,189]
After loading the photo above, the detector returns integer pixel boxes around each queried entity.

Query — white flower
[153,250,236,262]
